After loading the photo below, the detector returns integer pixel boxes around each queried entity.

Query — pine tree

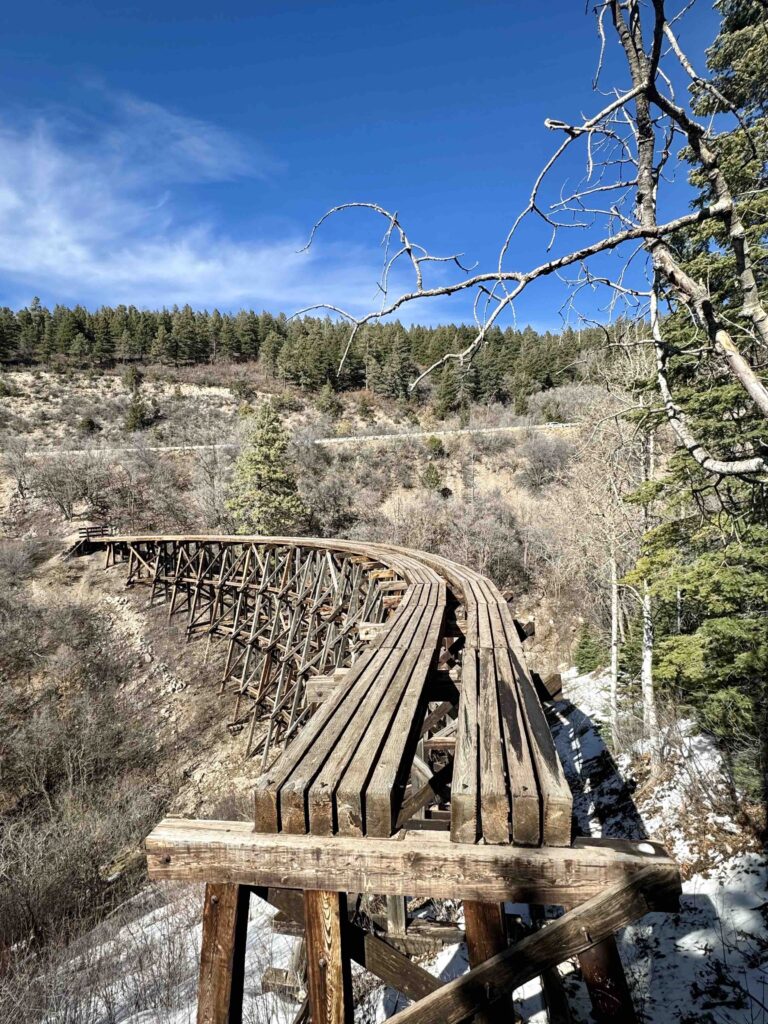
[70,332,92,363]
[574,626,608,674]
[260,330,284,377]
[316,381,343,420]
[421,463,442,491]
[235,310,260,360]
[124,392,156,432]
[150,325,173,364]
[433,363,460,419]
[0,307,19,360]
[92,312,115,364]
[634,0,768,797]
[219,317,241,362]
[209,310,224,362]
[226,403,308,534]
[379,334,415,399]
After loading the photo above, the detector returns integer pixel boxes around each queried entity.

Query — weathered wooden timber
[74,534,682,1023]
[146,818,678,907]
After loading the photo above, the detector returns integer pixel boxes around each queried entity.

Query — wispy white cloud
[0,92,395,313]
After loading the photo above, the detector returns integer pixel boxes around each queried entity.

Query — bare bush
[0,538,57,587]
[31,453,113,520]
[1,434,33,498]
[516,433,573,491]
[525,384,606,426]
[360,488,525,589]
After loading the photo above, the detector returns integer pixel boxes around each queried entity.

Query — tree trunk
[639,427,661,773]
[641,581,660,772]
[609,548,620,748]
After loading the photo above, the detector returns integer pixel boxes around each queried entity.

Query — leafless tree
[297,0,768,478]
[1,436,32,499]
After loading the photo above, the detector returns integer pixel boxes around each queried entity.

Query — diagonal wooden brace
[380,864,680,1024]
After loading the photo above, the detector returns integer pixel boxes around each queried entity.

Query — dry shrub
[515,433,573,491]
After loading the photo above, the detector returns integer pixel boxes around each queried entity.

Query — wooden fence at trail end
[71,533,682,1024]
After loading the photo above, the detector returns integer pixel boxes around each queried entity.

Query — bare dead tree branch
[296,0,768,477]
[651,281,768,477]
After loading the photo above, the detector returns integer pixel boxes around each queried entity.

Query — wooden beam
[386,895,408,939]
[530,904,573,1024]
[146,819,679,908]
[380,865,679,1024]
[304,890,353,1024]
[395,760,453,828]
[197,883,250,1024]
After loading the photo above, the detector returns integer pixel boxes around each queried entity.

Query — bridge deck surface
[87,534,573,848]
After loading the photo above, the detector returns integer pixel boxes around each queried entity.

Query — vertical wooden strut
[303,890,353,1024]
[197,883,250,1024]
[463,901,510,1024]
[577,936,638,1023]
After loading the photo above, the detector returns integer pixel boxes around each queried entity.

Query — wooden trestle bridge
[74,532,681,1024]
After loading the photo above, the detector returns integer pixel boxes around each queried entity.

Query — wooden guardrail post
[197,883,250,1024]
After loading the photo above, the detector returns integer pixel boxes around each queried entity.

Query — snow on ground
[50,668,766,1023]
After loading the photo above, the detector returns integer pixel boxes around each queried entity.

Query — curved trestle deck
[72,533,681,1024]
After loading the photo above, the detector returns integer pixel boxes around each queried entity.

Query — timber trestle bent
[74,533,681,1023]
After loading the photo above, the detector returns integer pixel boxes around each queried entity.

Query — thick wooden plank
[478,649,509,845]
[509,653,572,846]
[492,587,573,845]
[362,590,445,836]
[197,883,250,1024]
[472,581,494,650]
[495,647,541,846]
[420,699,456,737]
[463,901,507,965]
[308,644,418,835]
[375,865,680,1024]
[375,585,426,649]
[309,595,434,835]
[304,890,353,1024]
[146,819,680,907]
[450,650,479,844]
[529,904,573,1024]
[386,895,408,938]
[261,648,387,833]
[305,672,344,703]
[463,901,510,1024]
[395,759,453,828]
[253,648,377,832]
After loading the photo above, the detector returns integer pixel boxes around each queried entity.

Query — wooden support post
[463,901,507,965]
[577,936,638,1023]
[530,904,572,1023]
[386,895,408,939]
[303,890,353,1024]
[253,886,440,1003]
[463,901,509,1024]
[197,883,250,1024]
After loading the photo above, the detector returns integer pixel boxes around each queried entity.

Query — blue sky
[1,0,720,328]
